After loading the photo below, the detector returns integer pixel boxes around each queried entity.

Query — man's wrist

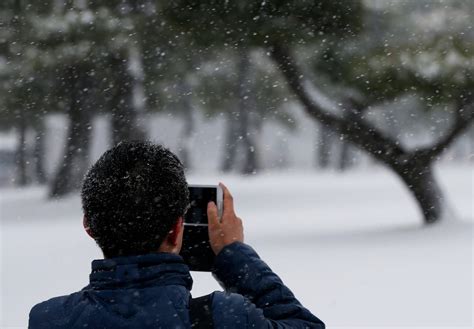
[215,241,244,256]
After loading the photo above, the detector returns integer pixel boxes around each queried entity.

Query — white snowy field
[0,164,472,329]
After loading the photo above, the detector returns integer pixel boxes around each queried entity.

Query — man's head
[81,141,189,258]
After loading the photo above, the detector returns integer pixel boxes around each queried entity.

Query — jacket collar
[89,253,193,291]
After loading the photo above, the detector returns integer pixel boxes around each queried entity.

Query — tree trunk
[110,54,145,146]
[338,105,359,171]
[470,126,474,165]
[15,115,29,186]
[49,66,92,198]
[317,124,335,169]
[33,122,47,184]
[221,109,239,172]
[221,51,260,174]
[75,116,92,181]
[49,107,90,198]
[394,161,444,224]
[236,52,259,175]
[241,127,258,175]
[338,139,352,171]
[177,80,194,170]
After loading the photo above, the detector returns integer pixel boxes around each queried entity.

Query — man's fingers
[207,201,219,228]
[219,182,235,217]
[208,185,244,255]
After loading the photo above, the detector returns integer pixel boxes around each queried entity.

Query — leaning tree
[268,1,474,224]
[162,0,473,224]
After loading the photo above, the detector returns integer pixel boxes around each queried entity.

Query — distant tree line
[0,0,472,224]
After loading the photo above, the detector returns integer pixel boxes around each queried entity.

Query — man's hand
[207,183,244,255]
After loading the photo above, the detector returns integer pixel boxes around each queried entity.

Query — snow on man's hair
[81,141,189,258]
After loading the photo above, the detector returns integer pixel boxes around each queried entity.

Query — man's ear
[166,217,184,246]
[83,216,94,239]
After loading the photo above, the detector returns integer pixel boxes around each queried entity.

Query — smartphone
[180,185,223,271]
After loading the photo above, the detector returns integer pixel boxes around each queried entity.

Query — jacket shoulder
[29,293,82,329]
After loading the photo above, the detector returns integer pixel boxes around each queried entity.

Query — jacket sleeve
[212,242,325,328]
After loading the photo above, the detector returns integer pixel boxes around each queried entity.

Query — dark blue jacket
[29,242,324,328]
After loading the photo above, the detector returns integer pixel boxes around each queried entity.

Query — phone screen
[184,186,217,225]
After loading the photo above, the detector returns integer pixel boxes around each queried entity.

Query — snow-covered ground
[1,164,472,328]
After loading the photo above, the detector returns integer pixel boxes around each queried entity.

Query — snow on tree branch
[414,99,474,161]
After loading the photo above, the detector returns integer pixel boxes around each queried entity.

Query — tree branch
[414,100,474,161]
[269,42,406,164]
[269,46,340,125]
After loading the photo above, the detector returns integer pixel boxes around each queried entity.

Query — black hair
[81,141,189,258]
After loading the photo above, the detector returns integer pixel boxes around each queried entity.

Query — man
[29,141,325,328]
